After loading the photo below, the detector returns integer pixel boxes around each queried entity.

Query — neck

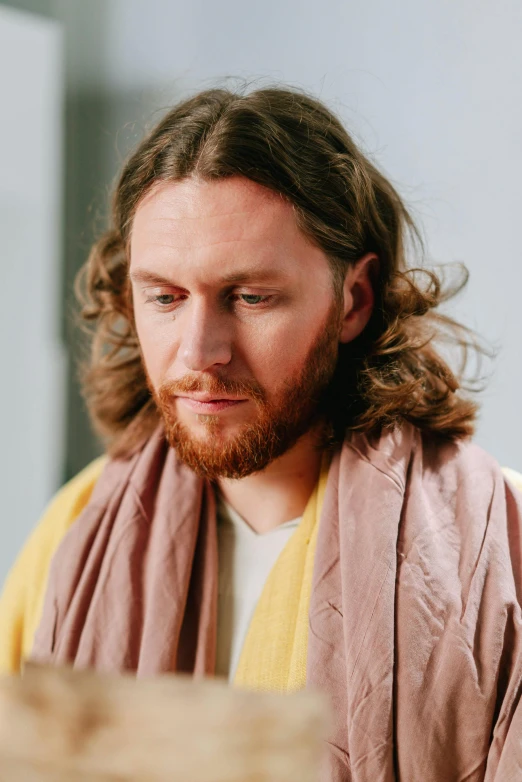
[216,425,325,534]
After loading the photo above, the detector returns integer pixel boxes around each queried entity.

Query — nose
[179,298,232,372]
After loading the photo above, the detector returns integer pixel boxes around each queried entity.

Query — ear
[339,252,379,344]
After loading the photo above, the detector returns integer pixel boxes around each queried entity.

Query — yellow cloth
[0,453,521,680]
[233,453,331,693]
[0,456,107,675]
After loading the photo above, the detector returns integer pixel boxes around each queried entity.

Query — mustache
[158,374,266,404]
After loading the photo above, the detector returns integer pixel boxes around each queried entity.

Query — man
[1,87,521,781]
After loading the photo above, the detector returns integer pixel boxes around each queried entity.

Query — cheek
[247,314,322,387]
[134,312,177,386]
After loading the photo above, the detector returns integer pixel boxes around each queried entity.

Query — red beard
[150,301,342,480]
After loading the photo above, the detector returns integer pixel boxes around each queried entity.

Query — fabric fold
[32,426,214,676]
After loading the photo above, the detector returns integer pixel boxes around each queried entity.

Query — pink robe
[32,422,522,780]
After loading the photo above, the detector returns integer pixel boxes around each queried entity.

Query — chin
[186,417,243,440]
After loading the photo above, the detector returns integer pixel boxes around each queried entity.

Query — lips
[177,396,247,414]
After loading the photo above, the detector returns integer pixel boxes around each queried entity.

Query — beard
[149,300,342,480]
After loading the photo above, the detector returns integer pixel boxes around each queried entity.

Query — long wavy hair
[76,86,489,457]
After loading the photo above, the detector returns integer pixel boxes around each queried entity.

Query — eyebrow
[129,269,177,286]
[129,267,289,286]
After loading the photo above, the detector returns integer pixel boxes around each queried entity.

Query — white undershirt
[215,494,301,680]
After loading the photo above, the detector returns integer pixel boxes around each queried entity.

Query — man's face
[129,176,342,479]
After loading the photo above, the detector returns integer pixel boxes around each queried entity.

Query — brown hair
[76,86,489,457]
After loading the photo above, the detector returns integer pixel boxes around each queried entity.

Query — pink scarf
[33,422,522,780]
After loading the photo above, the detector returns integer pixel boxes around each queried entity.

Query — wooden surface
[0,664,328,781]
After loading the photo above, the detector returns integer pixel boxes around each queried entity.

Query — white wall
[51,0,521,468]
[0,7,65,579]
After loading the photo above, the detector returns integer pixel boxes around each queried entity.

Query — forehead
[130,176,312,261]
[135,175,288,220]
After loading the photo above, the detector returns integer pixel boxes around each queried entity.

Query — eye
[238,294,269,305]
[153,294,175,305]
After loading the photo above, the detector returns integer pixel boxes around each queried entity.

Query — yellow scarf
[233,453,330,692]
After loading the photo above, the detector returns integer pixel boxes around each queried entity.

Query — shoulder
[419,432,522,496]
[410,433,522,585]
[500,466,522,493]
[20,454,109,573]
[414,433,522,540]
[23,455,109,560]
[41,456,109,537]
[0,455,108,673]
